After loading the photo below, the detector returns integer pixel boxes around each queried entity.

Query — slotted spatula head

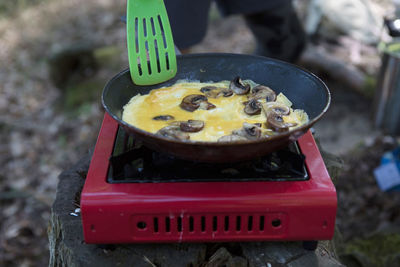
[127,0,177,85]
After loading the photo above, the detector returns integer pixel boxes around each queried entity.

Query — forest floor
[0,0,399,266]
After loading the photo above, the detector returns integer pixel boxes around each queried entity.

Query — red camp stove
[81,113,337,247]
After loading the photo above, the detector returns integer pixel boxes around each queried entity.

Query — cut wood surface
[48,153,344,267]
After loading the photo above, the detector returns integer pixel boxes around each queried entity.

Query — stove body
[81,114,337,244]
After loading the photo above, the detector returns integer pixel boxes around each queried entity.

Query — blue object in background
[374,147,400,192]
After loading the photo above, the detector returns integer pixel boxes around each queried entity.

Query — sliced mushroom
[218,135,247,142]
[244,99,262,115]
[180,94,216,112]
[180,120,205,132]
[200,86,233,98]
[156,125,190,140]
[266,113,297,132]
[263,102,290,116]
[220,88,233,97]
[251,85,276,102]
[152,115,175,121]
[242,122,262,140]
[180,94,207,112]
[199,101,216,110]
[229,76,250,95]
[200,86,220,98]
[168,121,181,127]
[232,122,262,140]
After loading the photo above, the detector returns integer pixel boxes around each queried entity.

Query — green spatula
[127,0,177,85]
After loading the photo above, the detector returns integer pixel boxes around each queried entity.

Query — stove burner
[81,114,337,244]
[108,127,308,183]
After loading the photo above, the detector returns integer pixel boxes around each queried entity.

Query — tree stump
[48,153,344,267]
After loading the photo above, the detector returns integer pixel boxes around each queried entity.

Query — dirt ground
[0,0,399,266]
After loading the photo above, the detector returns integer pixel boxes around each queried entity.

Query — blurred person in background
[165,0,306,63]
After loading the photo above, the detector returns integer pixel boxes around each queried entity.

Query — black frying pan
[102,53,330,162]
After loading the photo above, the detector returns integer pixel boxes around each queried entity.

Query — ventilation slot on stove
[133,213,286,240]
[153,217,158,232]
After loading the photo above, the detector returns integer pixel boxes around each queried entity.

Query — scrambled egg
[122,80,308,142]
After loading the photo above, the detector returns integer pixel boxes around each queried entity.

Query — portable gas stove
[81,113,337,246]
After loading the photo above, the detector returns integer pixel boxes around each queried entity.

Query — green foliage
[362,75,377,99]
[344,233,400,267]
[93,46,124,72]
[62,78,103,116]
[379,41,400,57]
[57,134,68,148]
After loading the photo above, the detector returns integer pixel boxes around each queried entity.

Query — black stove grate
[107,127,309,183]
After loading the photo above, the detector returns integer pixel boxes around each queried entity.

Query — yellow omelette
[122,80,309,142]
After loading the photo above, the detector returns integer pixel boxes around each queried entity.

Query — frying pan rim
[102,52,331,146]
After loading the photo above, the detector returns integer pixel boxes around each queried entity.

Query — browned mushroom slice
[251,85,276,102]
[200,86,233,98]
[264,102,290,116]
[200,86,220,98]
[180,120,205,132]
[232,122,262,140]
[244,99,262,115]
[221,88,233,97]
[152,115,175,121]
[266,113,297,132]
[180,94,215,112]
[229,76,250,95]
[168,121,181,127]
[199,101,216,110]
[156,125,190,140]
[217,135,247,142]
[242,122,262,139]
